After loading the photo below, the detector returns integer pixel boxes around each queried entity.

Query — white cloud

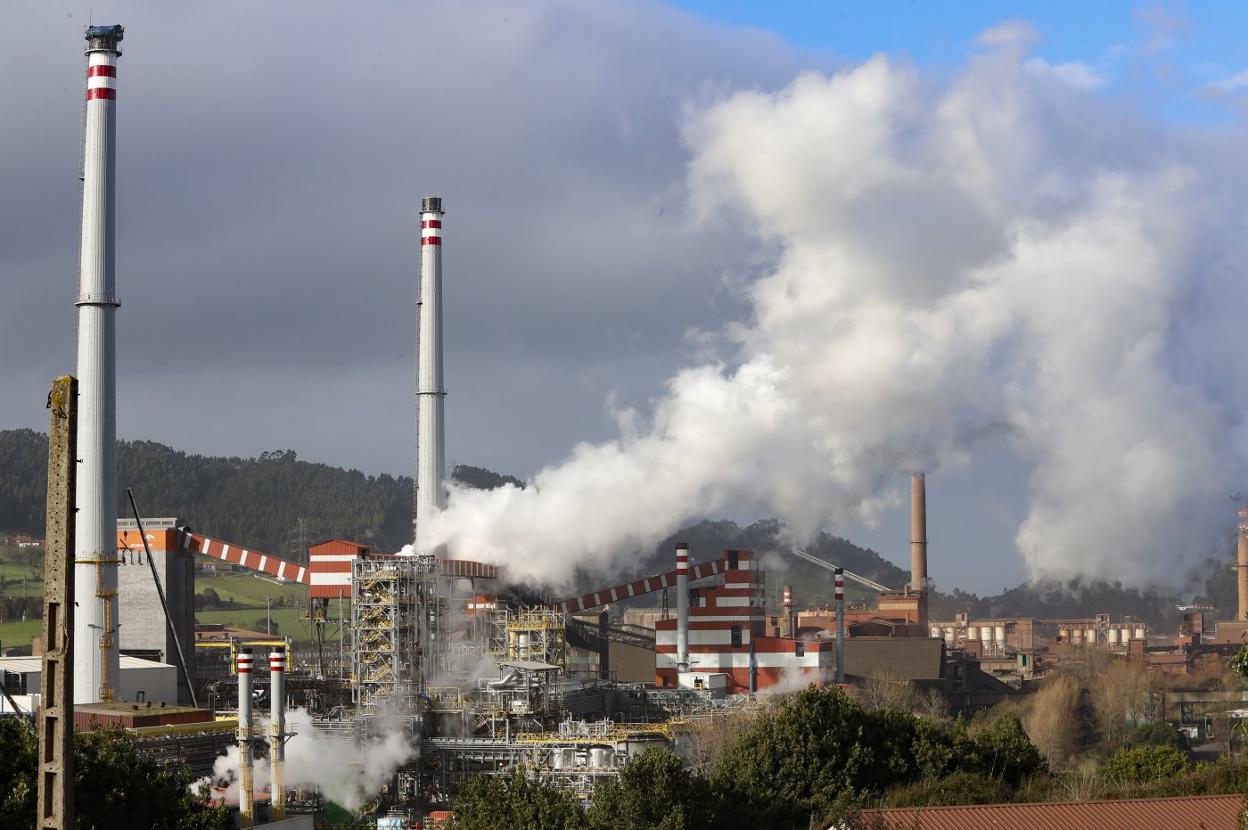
[1025,57,1106,90]
[422,24,1248,590]
[1206,69,1248,94]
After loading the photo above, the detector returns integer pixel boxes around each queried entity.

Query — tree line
[0,428,1209,623]
[449,681,1248,830]
[0,429,515,557]
[0,718,228,829]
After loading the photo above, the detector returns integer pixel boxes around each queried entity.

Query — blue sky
[672,1,1248,126]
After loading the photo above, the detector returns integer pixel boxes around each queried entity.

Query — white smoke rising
[422,27,1248,588]
[201,707,414,810]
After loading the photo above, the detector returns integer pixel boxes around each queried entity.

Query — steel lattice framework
[351,556,441,712]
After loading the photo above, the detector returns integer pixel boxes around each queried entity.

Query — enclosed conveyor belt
[556,557,732,614]
[176,528,310,585]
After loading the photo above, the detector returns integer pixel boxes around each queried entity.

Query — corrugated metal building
[825,794,1244,830]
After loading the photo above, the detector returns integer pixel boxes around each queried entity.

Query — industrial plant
[15,19,1248,830]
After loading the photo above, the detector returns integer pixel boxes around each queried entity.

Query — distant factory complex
[18,20,1248,830]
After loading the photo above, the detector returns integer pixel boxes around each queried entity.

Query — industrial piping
[237,649,254,828]
[269,648,286,821]
[415,196,446,546]
[1237,508,1248,621]
[834,568,845,684]
[73,23,124,705]
[675,543,689,673]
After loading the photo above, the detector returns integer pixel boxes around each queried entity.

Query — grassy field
[194,607,316,642]
[0,619,43,650]
[196,572,305,605]
[0,545,327,648]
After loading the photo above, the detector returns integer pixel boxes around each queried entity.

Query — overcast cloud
[1,0,802,474]
[6,3,1248,593]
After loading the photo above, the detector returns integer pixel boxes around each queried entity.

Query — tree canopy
[0,718,229,829]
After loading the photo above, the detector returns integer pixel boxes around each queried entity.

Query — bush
[450,770,585,830]
[879,771,1013,807]
[1127,721,1191,754]
[1101,744,1187,783]
[587,749,721,830]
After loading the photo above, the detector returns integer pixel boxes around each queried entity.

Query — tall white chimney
[237,649,255,828]
[73,24,124,704]
[676,543,689,673]
[269,648,287,822]
[414,196,446,548]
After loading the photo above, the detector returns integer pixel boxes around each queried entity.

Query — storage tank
[1134,627,1146,640]
[994,625,1006,646]
[1059,627,1070,643]
[1072,628,1082,644]
[943,627,954,644]
[929,626,940,638]
[589,748,613,769]
[1108,628,1120,645]
[1085,628,1097,645]
[966,626,979,641]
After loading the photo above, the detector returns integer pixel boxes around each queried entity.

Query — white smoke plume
[421,23,1248,589]
[201,707,414,810]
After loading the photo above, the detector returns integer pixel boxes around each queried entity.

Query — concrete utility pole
[38,376,77,830]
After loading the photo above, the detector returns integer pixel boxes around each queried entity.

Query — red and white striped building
[655,548,833,693]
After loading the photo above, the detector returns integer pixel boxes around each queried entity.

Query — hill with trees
[0,428,1203,625]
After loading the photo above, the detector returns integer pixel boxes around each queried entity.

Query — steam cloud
[421,24,1248,588]
[203,707,414,810]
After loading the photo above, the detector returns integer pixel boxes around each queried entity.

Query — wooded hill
[0,428,1212,626]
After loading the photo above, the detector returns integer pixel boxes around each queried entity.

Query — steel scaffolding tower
[351,556,440,712]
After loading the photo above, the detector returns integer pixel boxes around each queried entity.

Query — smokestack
[414,196,446,548]
[676,543,689,673]
[268,647,286,822]
[910,473,928,592]
[782,584,793,638]
[237,649,254,828]
[834,567,845,684]
[73,24,124,705]
[1237,508,1248,621]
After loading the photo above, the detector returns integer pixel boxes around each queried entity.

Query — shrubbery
[451,686,1048,830]
[1100,744,1188,783]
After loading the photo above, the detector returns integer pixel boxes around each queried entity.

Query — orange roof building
[826,794,1244,830]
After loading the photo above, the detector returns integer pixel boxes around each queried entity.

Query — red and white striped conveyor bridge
[556,557,734,614]
[177,528,311,585]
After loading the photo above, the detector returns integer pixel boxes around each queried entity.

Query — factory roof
[825,794,1245,830]
[0,655,174,675]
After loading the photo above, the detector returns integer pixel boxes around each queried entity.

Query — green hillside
[0,428,506,556]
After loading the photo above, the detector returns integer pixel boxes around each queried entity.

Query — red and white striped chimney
[236,649,254,828]
[415,196,446,549]
[269,648,287,822]
[834,567,845,684]
[74,24,124,705]
[676,543,689,672]
[1237,508,1248,621]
